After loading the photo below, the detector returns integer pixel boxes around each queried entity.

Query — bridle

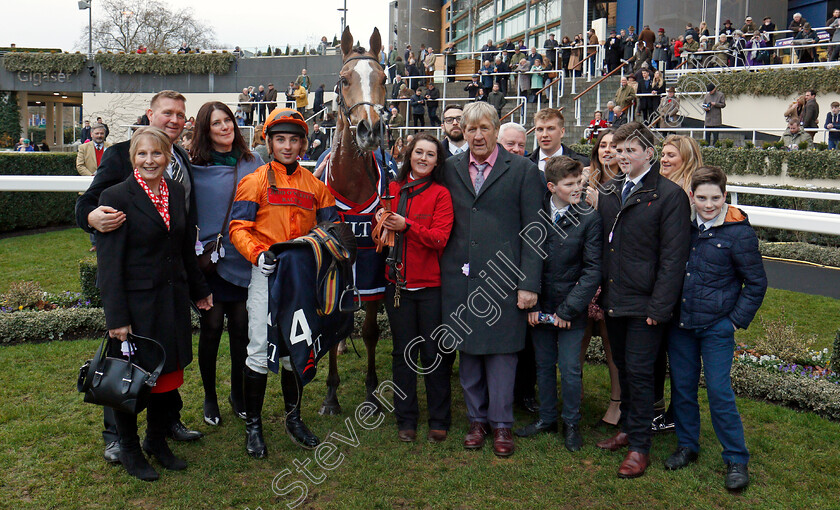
[334,54,391,197]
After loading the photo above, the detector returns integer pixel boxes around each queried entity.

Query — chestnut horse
[319,27,392,415]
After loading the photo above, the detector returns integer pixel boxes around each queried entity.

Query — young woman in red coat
[376,133,454,444]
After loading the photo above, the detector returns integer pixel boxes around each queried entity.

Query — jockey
[229,107,338,457]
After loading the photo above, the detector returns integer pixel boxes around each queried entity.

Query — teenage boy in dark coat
[595,122,691,479]
[514,157,602,453]
[664,166,766,492]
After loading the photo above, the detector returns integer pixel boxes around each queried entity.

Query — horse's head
[338,27,389,152]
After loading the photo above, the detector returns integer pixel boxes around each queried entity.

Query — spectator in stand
[264,83,277,112]
[684,23,699,43]
[487,82,506,118]
[391,75,407,100]
[307,123,329,161]
[480,60,494,90]
[698,22,710,38]
[671,35,684,69]
[698,35,712,57]
[746,31,769,66]
[498,122,527,156]
[606,101,616,123]
[789,13,806,35]
[482,40,498,64]
[802,89,820,137]
[410,88,426,127]
[657,87,682,130]
[730,30,747,66]
[527,46,543,66]
[388,106,405,146]
[780,117,813,149]
[238,87,253,125]
[295,69,311,92]
[254,85,266,124]
[544,33,559,63]
[493,56,510,94]
[529,58,545,103]
[516,59,531,99]
[623,27,637,61]
[293,82,308,115]
[234,107,245,126]
[511,45,527,70]
[639,25,656,50]
[386,44,398,81]
[475,87,488,102]
[626,75,638,93]
[137,44,148,54]
[519,38,528,52]
[404,44,412,62]
[424,47,436,86]
[252,123,268,162]
[177,42,190,54]
[318,36,329,55]
[502,37,517,64]
[785,95,806,121]
[312,84,325,117]
[587,29,600,75]
[406,58,421,91]
[425,82,441,126]
[682,35,700,67]
[81,120,92,143]
[568,36,583,77]
[741,17,758,34]
[710,34,730,67]
[653,28,669,70]
[465,74,483,99]
[418,44,428,66]
[794,23,817,63]
[390,137,405,165]
[721,19,735,37]
[824,101,840,149]
[444,42,457,82]
[587,111,609,141]
[614,76,636,110]
[560,36,573,72]
[636,69,656,124]
[605,31,623,72]
[633,41,652,72]
[829,11,840,61]
[612,106,628,127]
[703,83,726,145]
[760,17,776,45]
[394,56,406,80]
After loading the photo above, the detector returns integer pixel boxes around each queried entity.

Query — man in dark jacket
[75,90,204,465]
[529,108,590,171]
[487,83,507,118]
[424,82,441,126]
[440,102,544,458]
[605,31,623,72]
[312,83,325,116]
[440,105,468,159]
[802,89,820,137]
[594,122,691,479]
[264,83,278,112]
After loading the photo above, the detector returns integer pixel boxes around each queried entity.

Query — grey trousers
[458,352,518,429]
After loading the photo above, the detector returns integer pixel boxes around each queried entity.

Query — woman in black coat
[97,127,212,481]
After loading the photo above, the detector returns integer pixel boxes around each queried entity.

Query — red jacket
[384,178,453,288]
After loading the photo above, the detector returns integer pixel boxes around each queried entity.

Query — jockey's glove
[257,250,277,276]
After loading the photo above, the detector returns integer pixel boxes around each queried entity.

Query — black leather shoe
[142,438,187,471]
[514,419,558,437]
[664,446,699,470]
[562,422,583,452]
[516,396,539,415]
[103,441,121,464]
[725,463,749,490]
[167,421,203,442]
[204,399,221,426]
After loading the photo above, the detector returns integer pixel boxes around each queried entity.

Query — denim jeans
[532,326,585,425]
[668,316,749,465]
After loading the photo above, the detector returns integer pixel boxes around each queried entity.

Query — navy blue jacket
[677,205,767,330]
[536,193,603,330]
[824,112,840,141]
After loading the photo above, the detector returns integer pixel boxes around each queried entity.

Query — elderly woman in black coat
[97,126,212,481]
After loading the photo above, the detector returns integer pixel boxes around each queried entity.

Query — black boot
[244,366,268,459]
[281,368,320,450]
[114,410,159,482]
[144,393,187,471]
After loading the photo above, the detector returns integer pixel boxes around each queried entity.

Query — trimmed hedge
[2,52,87,74]
[94,52,233,75]
[676,67,840,98]
[0,153,78,232]
[79,259,100,307]
[25,126,77,145]
[760,242,840,267]
[585,337,840,421]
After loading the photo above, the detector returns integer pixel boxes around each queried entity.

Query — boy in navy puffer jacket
[664,165,767,492]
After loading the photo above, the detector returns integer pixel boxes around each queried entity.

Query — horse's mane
[351,46,366,55]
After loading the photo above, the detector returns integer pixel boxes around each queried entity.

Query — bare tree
[79,0,217,53]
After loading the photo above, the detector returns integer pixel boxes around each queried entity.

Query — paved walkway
[764,258,840,299]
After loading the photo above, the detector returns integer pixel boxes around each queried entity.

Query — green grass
[0,337,839,509]
[0,228,92,294]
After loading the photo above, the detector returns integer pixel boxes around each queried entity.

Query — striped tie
[170,154,184,184]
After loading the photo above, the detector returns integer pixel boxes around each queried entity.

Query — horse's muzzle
[355,119,383,151]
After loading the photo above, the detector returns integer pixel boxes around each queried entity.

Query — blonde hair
[461,102,500,130]
[150,89,186,109]
[661,134,702,193]
[129,126,172,168]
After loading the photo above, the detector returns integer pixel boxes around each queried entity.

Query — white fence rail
[1,179,838,236]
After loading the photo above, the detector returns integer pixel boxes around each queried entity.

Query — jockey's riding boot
[243,367,268,459]
[281,368,320,450]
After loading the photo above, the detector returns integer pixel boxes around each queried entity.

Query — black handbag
[77,333,166,414]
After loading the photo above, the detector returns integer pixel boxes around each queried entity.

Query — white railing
[727,186,840,236]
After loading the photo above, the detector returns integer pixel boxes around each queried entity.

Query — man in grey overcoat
[440,102,545,457]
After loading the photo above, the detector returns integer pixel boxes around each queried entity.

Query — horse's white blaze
[355,59,374,121]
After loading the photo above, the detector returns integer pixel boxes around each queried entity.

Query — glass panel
[503,11,526,38]
[478,2,495,26]
[476,27,494,51]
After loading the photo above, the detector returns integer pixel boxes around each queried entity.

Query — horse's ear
[341,26,354,58]
[369,28,382,59]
